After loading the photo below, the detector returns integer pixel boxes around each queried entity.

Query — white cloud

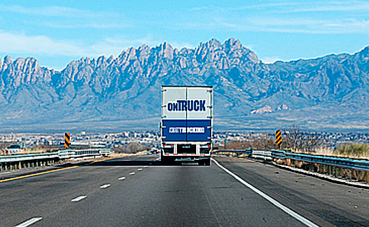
[0,31,137,58]
[0,5,120,18]
[0,32,195,61]
[184,1,369,34]
[0,4,129,30]
[0,31,88,56]
[274,1,369,13]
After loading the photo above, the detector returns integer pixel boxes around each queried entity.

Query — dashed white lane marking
[144,166,148,168]
[119,177,126,181]
[16,217,43,227]
[100,184,111,189]
[137,168,143,171]
[129,172,135,175]
[71,196,87,202]
[212,159,319,227]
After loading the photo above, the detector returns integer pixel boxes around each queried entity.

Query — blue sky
[1,0,369,70]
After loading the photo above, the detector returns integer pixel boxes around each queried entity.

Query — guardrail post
[317,164,322,173]
[357,170,365,182]
[308,163,314,172]
[353,169,357,180]
[341,167,345,178]
[337,167,342,178]
[348,169,352,180]
[364,171,369,183]
[286,159,291,166]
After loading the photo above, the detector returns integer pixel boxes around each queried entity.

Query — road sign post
[276,129,282,148]
[65,132,70,149]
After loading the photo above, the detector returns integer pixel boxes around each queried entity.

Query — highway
[1,155,369,226]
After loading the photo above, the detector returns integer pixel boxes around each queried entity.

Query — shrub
[336,143,369,157]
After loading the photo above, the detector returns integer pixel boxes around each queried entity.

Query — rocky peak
[0,56,52,86]
[157,42,174,59]
[107,55,114,64]
[96,55,107,65]
[4,55,13,65]
[354,46,369,64]
[206,38,222,49]
[14,57,40,73]
[138,44,150,52]
[117,47,137,63]
[224,38,242,50]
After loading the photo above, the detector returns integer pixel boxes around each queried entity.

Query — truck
[161,85,213,165]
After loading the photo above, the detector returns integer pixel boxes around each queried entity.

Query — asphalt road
[1,155,369,226]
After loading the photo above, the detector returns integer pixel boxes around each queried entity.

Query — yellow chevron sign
[276,129,282,147]
[65,132,70,149]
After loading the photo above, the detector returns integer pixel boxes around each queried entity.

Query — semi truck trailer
[161,85,213,165]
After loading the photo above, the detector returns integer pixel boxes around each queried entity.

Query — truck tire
[161,156,168,165]
[201,159,211,166]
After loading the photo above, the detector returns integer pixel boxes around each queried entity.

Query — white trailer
[161,85,213,165]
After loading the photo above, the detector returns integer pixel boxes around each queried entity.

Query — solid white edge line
[119,177,126,180]
[100,184,111,189]
[211,158,319,227]
[71,195,87,202]
[16,217,43,227]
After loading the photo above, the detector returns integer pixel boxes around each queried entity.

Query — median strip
[16,217,42,227]
[212,158,319,227]
[0,166,78,183]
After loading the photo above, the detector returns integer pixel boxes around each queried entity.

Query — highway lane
[215,156,369,226]
[0,155,156,226]
[37,156,306,227]
[1,155,369,226]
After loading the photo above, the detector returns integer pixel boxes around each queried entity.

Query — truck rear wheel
[200,159,211,166]
[161,156,168,165]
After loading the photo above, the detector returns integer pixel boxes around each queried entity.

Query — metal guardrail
[214,149,272,161]
[0,153,59,163]
[0,148,111,164]
[251,150,272,160]
[215,148,369,172]
[214,149,252,155]
[58,149,101,159]
[271,149,369,171]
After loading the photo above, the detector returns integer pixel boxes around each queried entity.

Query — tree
[283,125,324,153]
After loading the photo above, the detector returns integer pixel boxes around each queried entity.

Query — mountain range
[1,38,369,132]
